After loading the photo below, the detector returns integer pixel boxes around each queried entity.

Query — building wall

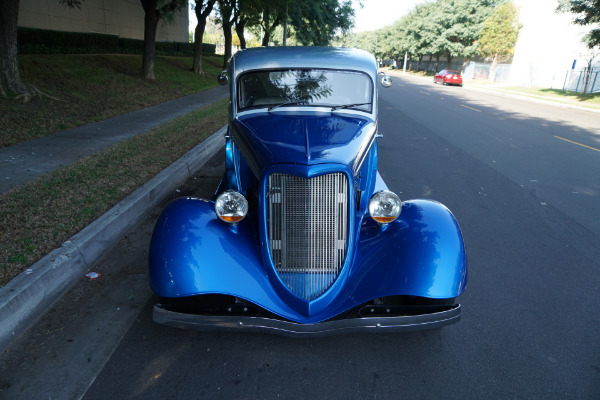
[509,0,594,88]
[18,0,188,42]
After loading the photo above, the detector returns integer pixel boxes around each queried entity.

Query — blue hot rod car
[149,46,467,336]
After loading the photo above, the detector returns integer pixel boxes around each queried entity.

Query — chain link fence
[552,69,600,94]
[389,58,599,94]
[462,62,512,82]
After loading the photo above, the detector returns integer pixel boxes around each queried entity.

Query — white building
[18,0,188,43]
[509,0,597,89]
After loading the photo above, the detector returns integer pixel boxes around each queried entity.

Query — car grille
[268,172,348,300]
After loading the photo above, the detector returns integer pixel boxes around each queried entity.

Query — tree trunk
[217,0,235,67]
[583,59,593,94]
[425,55,432,72]
[223,21,232,67]
[141,0,159,80]
[0,0,27,98]
[235,19,246,49]
[192,0,216,74]
[261,29,270,46]
[193,18,207,73]
[261,8,271,46]
[435,55,440,72]
[490,54,498,83]
[416,55,423,71]
[140,0,179,80]
[260,8,281,47]
[446,53,453,70]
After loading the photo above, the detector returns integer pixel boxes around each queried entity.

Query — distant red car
[434,69,463,86]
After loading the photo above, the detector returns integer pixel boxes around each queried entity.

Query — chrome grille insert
[268,173,348,300]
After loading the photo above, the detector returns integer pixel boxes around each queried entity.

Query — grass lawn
[494,86,600,106]
[0,54,223,148]
[0,54,228,287]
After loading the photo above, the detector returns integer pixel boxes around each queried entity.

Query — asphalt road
[2,76,599,399]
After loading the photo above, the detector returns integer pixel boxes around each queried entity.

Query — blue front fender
[149,198,467,323]
[351,199,467,299]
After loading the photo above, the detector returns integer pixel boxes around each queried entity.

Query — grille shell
[268,172,349,300]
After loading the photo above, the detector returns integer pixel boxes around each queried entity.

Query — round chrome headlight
[215,190,248,223]
[368,190,401,224]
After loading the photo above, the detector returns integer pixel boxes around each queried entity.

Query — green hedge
[18,27,216,56]
[116,37,215,56]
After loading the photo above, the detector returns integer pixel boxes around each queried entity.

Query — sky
[351,0,429,32]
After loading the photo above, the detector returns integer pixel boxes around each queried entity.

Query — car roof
[229,46,378,82]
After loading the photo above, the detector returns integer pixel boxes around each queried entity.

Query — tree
[289,0,354,46]
[402,2,440,71]
[478,1,521,82]
[0,0,25,98]
[557,0,600,49]
[234,0,267,49]
[254,0,287,46]
[202,16,224,45]
[192,0,217,74]
[344,30,380,57]
[246,0,354,47]
[379,21,414,69]
[0,0,81,100]
[140,0,185,80]
[216,0,237,67]
[235,5,248,49]
[214,0,355,66]
[215,0,281,59]
[434,0,495,71]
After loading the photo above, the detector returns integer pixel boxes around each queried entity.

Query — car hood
[232,112,377,176]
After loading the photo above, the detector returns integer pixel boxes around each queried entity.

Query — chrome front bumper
[153,304,461,337]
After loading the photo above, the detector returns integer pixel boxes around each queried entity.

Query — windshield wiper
[268,100,308,111]
[331,102,371,111]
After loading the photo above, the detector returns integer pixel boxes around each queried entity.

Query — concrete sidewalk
[0,85,228,194]
[0,87,229,352]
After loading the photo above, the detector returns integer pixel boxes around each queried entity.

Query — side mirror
[380,75,392,88]
[218,70,229,86]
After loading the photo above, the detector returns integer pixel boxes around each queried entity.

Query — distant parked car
[434,69,463,86]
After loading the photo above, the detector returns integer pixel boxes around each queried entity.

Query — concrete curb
[0,126,226,352]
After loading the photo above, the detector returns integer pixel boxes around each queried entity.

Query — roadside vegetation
[0,54,228,287]
[0,54,222,148]
[337,0,515,75]
[495,87,600,106]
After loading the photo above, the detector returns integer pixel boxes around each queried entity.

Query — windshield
[237,69,373,112]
